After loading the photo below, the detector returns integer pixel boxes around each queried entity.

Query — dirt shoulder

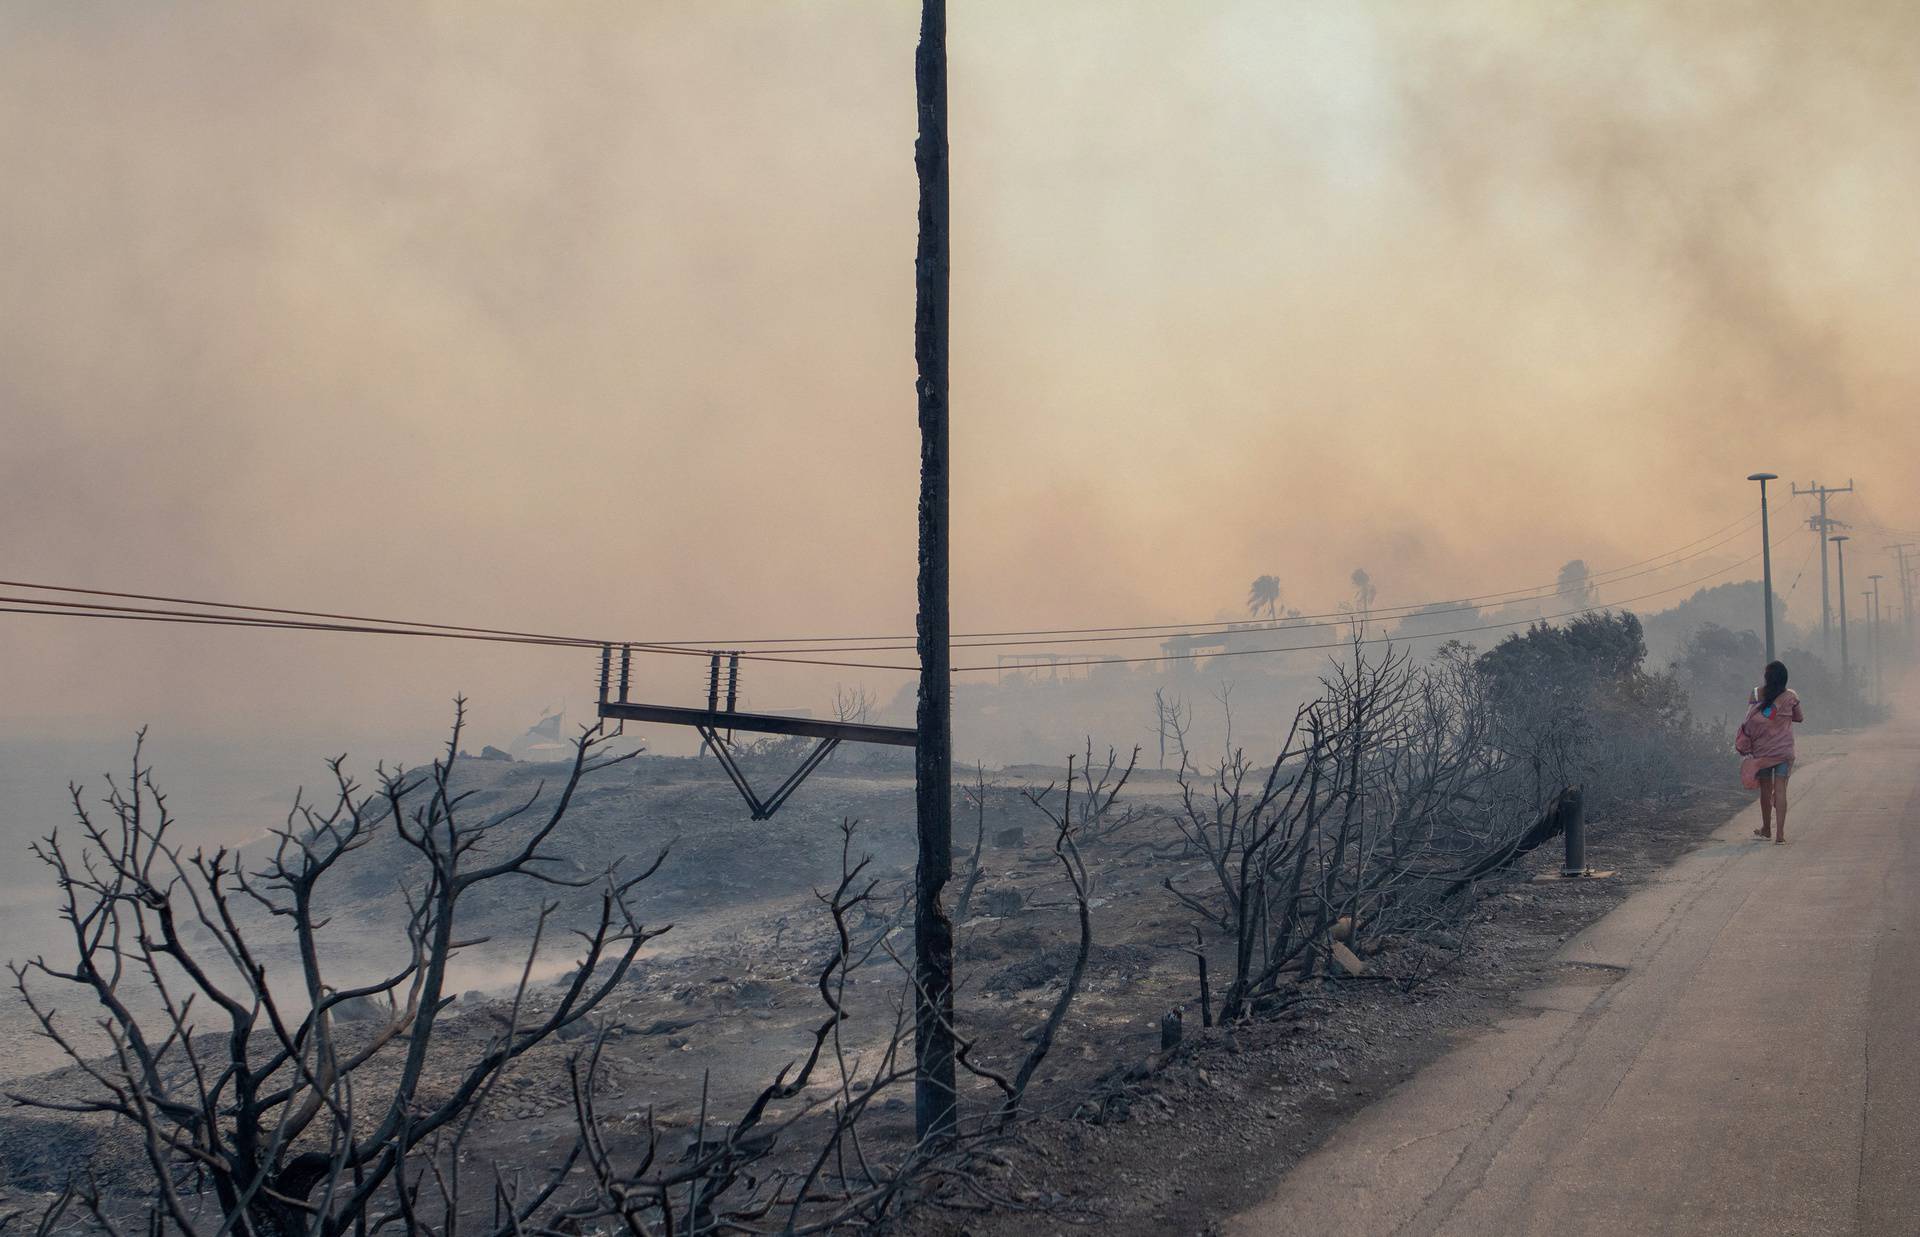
[903,783,1751,1237]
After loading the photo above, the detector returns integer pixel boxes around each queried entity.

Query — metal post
[1750,473,1778,662]
[912,0,957,1145]
[1560,785,1587,877]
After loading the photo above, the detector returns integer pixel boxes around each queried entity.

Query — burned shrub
[7,704,666,1236]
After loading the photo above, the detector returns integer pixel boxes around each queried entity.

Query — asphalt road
[1229,718,1920,1237]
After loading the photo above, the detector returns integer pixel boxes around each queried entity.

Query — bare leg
[1774,777,1789,844]
[1755,778,1774,838]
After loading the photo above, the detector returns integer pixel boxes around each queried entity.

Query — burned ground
[0,734,1746,1231]
[899,782,1752,1236]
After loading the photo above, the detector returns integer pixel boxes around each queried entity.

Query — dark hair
[1759,660,1789,711]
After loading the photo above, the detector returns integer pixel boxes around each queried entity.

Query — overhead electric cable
[0,508,1759,656]
[0,576,623,648]
[0,523,1793,677]
[632,508,1764,648]
[945,529,1794,674]
[729,515,1768,655]
[0,604,921,671]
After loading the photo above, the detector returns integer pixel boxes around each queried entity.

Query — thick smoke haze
[1,0,1915,766]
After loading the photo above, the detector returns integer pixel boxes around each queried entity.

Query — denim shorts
[1756,760,1793,780]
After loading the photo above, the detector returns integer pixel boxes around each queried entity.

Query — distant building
[1160,619,1341,673]
[508,709,572,763]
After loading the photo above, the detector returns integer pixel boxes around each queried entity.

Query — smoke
[0,0,1914,759]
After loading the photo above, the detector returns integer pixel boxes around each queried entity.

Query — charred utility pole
[912,0,957,1144]
[1792,479,1853,654]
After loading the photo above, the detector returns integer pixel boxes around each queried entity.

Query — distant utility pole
[1749,473,1779,661]
[1832,534,1851,726]
[1890,543,1917,653]
[911,0,956,1145]
[1804,510,1849,648]
[1792,478,1853,655]
[1866,574,1882,706]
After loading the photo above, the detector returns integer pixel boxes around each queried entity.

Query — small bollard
[1561,784,1587,876]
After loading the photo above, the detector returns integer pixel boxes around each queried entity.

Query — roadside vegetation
[0,612,1744,1234]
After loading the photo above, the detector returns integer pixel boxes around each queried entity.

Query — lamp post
[1748,473,1779,661]
[1832,533,1850,726]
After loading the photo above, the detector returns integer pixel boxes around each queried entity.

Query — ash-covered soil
[0,742,1749,1230]
[899,782,1754,1237]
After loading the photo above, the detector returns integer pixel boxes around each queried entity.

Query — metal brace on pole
[595,652,914,820]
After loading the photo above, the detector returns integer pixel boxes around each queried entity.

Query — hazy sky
[2,0,1916,756]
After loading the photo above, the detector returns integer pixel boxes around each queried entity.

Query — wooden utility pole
[912,0,957,1144]
[1890,543,1917,653]
[1866,575,1882,706]
[1833,534,1852,726]
[1792,478,1853,654]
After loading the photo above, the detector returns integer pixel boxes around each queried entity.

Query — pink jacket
[1737,688,1803,788]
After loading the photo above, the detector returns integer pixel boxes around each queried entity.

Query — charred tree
[7,706,665,1236]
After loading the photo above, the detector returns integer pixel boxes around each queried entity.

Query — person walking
[1737,660,1804,844]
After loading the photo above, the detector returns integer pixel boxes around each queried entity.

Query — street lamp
[1748,473,1779,661]
[1832,533,1850,726]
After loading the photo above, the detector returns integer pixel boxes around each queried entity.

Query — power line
[0,576,618,648]
[0,593,584,646]
[732,513,1767,655]
[947,529,1794,674]
[0,524,1789,678]
[0,601,915,671]
[0,508,1760,659]
[636,508,1765,648]
[1782,537,1819,597]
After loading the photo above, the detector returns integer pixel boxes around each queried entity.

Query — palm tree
[1345,568,1378,641]
[1557,559,1595,609]
[1351,567,1377,613]
[1247,574,1281,622]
